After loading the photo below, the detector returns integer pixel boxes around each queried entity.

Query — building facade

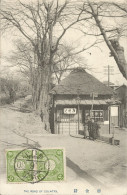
[115,85,127,128]
[50,68,113,135]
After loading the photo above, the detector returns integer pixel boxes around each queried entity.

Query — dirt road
[0,101,127,195]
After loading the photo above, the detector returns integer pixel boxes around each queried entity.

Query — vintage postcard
[0,0,127,195]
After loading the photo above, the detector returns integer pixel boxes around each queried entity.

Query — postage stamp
[6,148,65,183]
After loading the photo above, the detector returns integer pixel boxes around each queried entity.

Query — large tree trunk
[31,75,37,110]
[32,64,52,132]
[39,65,51,132]
[109,39,127,79]
[88,2,127,79]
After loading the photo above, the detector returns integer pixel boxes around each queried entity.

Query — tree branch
[88,1,127,79]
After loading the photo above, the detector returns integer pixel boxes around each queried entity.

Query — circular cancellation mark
[14,148,50,183]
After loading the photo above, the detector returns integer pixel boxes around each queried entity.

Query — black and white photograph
[0,0,127,195]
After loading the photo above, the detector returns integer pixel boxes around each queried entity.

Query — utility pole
[90,92,98,119]
[104,65,114,87]
[104,65,114,134]
[108,65,110,87]
[76,88,81,134]
[109,107,111,134]
[90,92,94,120]
[91,92,94,118]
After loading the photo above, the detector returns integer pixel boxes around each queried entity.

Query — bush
[0,96,12,105]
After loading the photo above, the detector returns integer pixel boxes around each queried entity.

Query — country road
[0,99,127,195]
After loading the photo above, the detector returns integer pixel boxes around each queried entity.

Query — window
[85,110,104,122]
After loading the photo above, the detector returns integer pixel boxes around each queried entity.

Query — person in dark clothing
[87,116,92,132]
[96,121,101,138]
[92,122,96,140]
[84,116,92,139]
[91,119,100,140]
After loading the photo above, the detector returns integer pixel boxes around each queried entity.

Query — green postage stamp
[6,148,65,183]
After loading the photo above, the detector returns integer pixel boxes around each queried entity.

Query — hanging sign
[64,108,77,114]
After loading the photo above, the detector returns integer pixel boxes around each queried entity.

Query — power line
[104,65,114,87]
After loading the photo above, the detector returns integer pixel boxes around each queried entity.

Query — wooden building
[115,85,127,128]
[50,68,113,135]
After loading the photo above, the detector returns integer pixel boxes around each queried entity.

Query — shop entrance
[56,107,84,135]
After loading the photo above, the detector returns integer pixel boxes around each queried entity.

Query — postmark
[14,148,50,183]
[6,148,65,183]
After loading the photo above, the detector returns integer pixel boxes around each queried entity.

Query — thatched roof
[103,81,115,86]
[51,68,113,95]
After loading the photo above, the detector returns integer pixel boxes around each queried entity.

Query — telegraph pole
[108,65,110,87]
[104,65,114,87]
[104,65,114,134]
[90,92,98,119]
[91,92,94,111]
[76,88,81,134]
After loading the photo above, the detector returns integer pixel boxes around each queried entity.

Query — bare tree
[6,40,36,78]
[52,44,88,84]
[78,1,127,127]
[79,1,127,79]
[6,40,38,108]
[6,40,87,108]
[1,0,98,131]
